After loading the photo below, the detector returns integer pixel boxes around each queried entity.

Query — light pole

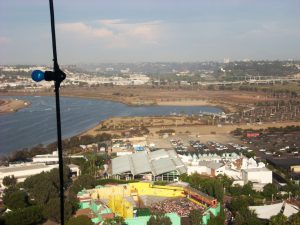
[31,0,66,224]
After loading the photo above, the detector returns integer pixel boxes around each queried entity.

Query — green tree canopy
[3,188,29,210]
[269,213,288,225]
[23,166,70,205]
[66,215,93,225]
[180,173,224,202]
[2,176,17,187]
[234,208,262,225]
[70,174,96,194]
[43,197,73,223]
[2,206,43,225]
[189,209,203,225]
[147,214,172,225]
[228,197,250,213]
[262,183,277,200]
[289,211,300,225]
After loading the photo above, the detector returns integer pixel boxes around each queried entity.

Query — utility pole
[31,0,66,224]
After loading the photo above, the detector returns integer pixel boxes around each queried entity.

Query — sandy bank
[0,98,29,114]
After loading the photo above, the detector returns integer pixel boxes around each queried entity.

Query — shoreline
[0,91,236,113]
[0,98,30,114]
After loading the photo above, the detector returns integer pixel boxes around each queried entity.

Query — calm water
[0,96,222,154]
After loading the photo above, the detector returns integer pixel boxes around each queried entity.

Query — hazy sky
[1,0,300,64]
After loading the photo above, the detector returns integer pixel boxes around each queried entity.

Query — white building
[0,163,58,186]
[32,151,85,163]
[242,167,272,185]
[0,163,80,187]
[32,151,59,164]
[187,161,225,177]
[112,149,187,182]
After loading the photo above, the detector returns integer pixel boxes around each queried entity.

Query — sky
[0,0,300,65]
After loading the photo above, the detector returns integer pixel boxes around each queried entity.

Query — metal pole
[49,0,65,224]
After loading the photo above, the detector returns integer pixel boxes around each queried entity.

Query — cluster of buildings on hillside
[110,144,272,191]
[0,66,150,90]
[180,153,272,190]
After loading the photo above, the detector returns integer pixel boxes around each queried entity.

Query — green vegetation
[147,214,172,225]
[269,213,288,225]
[2,176,17,187]
[180,173,225,202]
[3,187,29,210]
[189,209,203,225]
[136,208,151,217]
[66,215,94,225]
[228,196,263,225]
[262,183,277,200]
[206,208,226,225]
[289,212,300,225]
[0,166,77,225]
[2,206,43,225]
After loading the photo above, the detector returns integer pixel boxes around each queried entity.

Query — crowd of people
[150,198,204,217]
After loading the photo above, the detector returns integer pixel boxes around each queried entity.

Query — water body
[0,96,222,154]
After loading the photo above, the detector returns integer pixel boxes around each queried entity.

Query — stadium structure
[76,182,220,225]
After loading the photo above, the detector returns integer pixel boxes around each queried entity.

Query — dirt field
[0,98,29,114]
[81,113,300,147]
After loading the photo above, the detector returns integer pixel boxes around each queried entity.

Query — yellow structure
[91,185,131,199]
[129,183,185,198]
[108,195,133,218]
[290,165,300,173]
[89,182,210,219]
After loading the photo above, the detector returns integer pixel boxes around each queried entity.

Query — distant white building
[32,151,85,163]
[32,151,59,164]
[242,167,272,185]
[187,162,225,177]
[0,162,80,187]
[0,163,58,186]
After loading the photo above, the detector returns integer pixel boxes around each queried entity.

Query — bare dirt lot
[81,113,300,148]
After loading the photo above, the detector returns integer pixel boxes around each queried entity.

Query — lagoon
[0,96,222,154]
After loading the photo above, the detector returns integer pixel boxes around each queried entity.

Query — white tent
[249,202,299,220]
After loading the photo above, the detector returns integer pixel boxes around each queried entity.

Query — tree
[43,198,73,223]
[289,212,300,225]
[189,209,203,225]
[2,206,43,225]
[66,215,93,225]
[234,209,262,225]
[3,189,29,210]
[23,166,71,205]
[262,183,277,200]
[147,214,172,225]
[269,213,287,225]
[228,197,249,213]
[25,175,58,205]
[70,174,96,194]
[2,176,17,187]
